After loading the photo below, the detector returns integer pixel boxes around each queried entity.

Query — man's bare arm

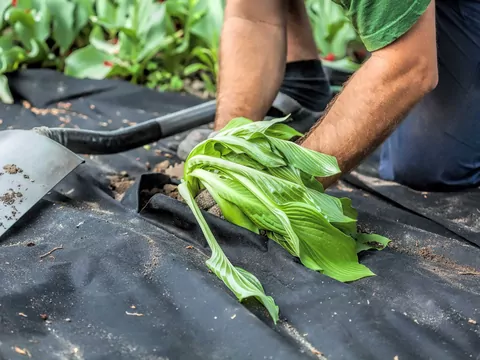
[299,2,438,188]
[214,0,287,130]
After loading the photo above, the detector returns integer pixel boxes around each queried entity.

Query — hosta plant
[178,117,389,323]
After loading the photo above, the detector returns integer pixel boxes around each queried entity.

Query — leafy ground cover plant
[0,0,221,103]
[178,117,390,323]
[0,0,94,103]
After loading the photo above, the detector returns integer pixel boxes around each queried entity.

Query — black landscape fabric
[0,70,479,360]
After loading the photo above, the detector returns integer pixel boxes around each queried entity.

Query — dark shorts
[379,0,480,190]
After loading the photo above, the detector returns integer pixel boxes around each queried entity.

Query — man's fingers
[177,129,213,160]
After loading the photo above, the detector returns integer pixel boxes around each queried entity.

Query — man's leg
[269,0,332,131]
[178,0,330,158]
[285,0,318,62]
[379,0,480,190]
[279,0,331,112]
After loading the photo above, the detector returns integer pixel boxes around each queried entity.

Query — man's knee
[380,126,480,191]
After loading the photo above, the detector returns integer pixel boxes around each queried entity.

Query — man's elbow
[415,54,438,95]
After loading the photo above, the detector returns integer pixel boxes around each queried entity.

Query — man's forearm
[214,1,287,130]
[299,2,438,188]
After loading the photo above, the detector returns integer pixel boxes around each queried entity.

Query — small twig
[39,245,64,259]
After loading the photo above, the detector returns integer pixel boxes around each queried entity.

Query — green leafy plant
[178,117,390,323]
[65,0,220,87]
[0,0,223,103]
[305,0,366,72]
[0,0,94,103]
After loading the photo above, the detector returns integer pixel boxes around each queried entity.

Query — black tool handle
[33,100,216,155]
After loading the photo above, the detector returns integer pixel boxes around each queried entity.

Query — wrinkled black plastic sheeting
[0,70,478,360]
[345,171,480,247]
[343,152,480,247]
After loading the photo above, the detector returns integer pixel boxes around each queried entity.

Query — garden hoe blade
[0,130,84,238]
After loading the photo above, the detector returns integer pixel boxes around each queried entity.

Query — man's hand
[299,1,438,188]
[176,129,218,160]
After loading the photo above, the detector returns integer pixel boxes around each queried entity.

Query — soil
[164,162,184,179]
[280,322,326,360]
[364,241,385,250]
[139,183,224,219]
[207,204,223,218]
[140,187,164,203]
[195,190,217,210]
[3,164,23,174]
[140,183,183,204]
[153,160,171,173]
[163,184,177,195]
[0,189,22,206]
[107,173,135,201]
[389,242,479,275]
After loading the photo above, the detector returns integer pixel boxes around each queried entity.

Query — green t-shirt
[333,0,431,51]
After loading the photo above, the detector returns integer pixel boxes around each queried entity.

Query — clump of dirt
[0,189,22,206]
[207,204,224,218]
[140,187,164,202]
[364,241,385,250]
[152,159,185,179]
[195,190,217,210]
[195,190,224,218]
[163,184,179,199]
[139,183,182,209]
[140,183,179,200]
[140,184,224,218]
[3,164,23,175]
[153,160,170,173]
[107,172,135,201]
[164,163,184,179]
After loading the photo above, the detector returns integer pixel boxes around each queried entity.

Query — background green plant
[0,0,364,104]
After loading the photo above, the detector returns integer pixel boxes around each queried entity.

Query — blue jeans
[379,0,480,191]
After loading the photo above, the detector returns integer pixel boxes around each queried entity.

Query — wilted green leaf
[355,233,391,253]
[266,136,341,178]
[178,182,279,323]
[219,117,253,133]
